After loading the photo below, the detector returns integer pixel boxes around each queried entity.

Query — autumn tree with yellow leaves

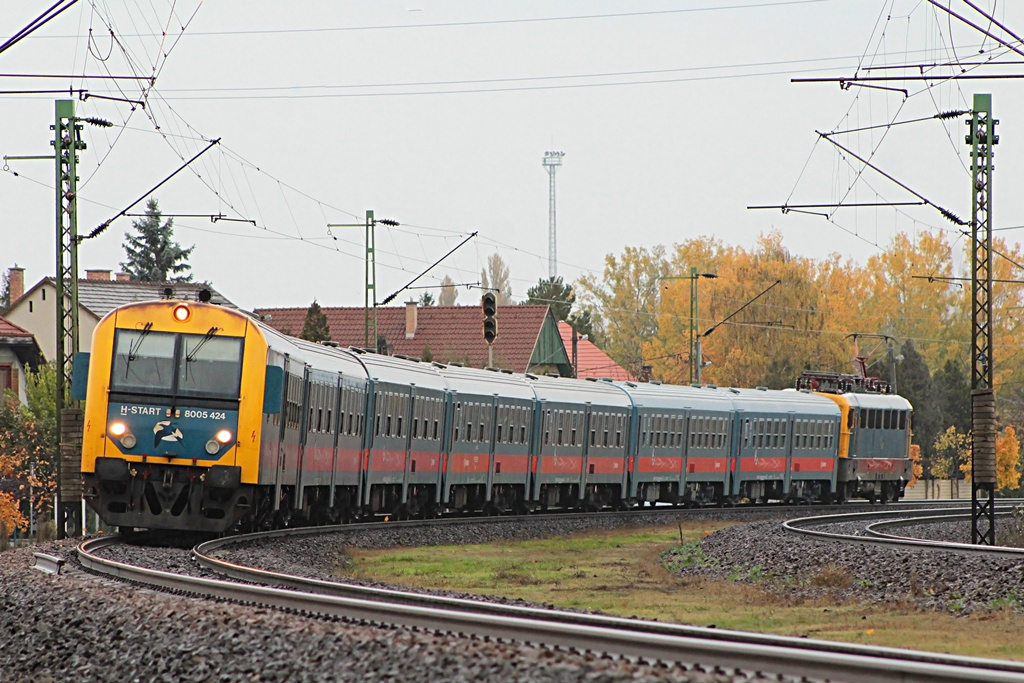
[0,363,59,537]
[957,424,1023,493]
[578,228,1024,481]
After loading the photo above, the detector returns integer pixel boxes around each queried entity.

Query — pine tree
[0,269,9,315]
[896,340,939,463]
[933,359,971,436]
[418,291,436,306]
[525,276,574,321]
[300,300,331,343]
[121,198,194,282]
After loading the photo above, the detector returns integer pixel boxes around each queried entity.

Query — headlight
[172,304,191,322]
[215,429,233,444]
[121,433,137,449]
[205,439,220,455]
[109,422,127,437]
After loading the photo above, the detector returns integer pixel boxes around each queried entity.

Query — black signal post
[482,293,497,367]
[482,293,497,344]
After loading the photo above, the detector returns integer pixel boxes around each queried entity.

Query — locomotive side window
[859,410,867,429]
[899,410,907,430]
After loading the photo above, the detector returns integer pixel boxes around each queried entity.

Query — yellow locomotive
[75,295,282,532]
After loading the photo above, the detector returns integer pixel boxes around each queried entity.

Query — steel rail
[31,552,66,575]
[783,506,1024,557]
[77,534,1024,683]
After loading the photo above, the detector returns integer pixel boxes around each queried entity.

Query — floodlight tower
[542,151,565,279]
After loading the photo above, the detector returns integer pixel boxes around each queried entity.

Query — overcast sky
[3,1,1023,312]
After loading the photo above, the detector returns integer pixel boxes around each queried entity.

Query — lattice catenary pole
[967,93,998,546]
[53,99,85,539]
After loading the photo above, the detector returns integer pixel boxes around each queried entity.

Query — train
[73,295,914,533]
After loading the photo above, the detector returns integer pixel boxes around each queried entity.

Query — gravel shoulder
[663,520,1024,614]
[0,536,792,682]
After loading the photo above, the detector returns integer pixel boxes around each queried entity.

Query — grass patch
[340,523,1024,661]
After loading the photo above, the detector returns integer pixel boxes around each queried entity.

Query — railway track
[782,502,1024,558]
[76,503,1024,682]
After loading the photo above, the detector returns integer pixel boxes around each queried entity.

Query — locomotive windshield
[111,328,244,401]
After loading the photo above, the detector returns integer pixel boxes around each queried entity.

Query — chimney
[115,272,131,282]
[405,300,418,339]
[8,267,25,304]
[86,269,112,281]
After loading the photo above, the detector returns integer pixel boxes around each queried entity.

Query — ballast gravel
[664,519,1024,614]
[1,504,1006,681]
[2,530,808,683]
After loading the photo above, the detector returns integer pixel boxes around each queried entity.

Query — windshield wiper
[185,326,220,363]
[124,322,153,378]
[182,326,220,384]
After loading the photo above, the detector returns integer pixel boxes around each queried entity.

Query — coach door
[273,356,305,511]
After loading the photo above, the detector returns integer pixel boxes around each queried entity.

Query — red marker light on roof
[172,304,191,322]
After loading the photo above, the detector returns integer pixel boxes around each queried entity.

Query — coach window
[453,403,462,442]
[882,410,890,430]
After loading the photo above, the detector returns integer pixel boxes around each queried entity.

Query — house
[4,267,235,361]
[0,315,43,404]
[556,321,634,381]
[255,302,573,376]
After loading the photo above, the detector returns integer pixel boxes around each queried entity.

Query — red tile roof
[557,321,634,381]
[0,316,34,339]
[255,304,557,372]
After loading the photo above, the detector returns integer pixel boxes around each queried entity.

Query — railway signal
[482,292,497,345]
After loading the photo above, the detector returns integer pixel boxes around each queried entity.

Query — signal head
[481,292,497,317]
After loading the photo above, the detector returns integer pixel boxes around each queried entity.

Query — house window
[0,363,13,393]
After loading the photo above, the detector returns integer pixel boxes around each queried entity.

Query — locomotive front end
[80,299,272,532]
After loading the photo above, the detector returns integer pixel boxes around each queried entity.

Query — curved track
[77,506,1024,683]
[783,502,1024,558]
